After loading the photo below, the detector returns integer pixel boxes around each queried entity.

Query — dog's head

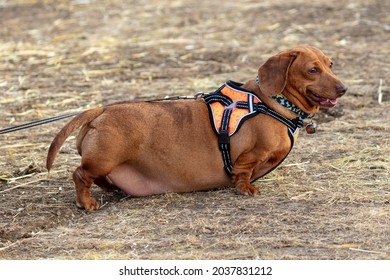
[258,46,347,114]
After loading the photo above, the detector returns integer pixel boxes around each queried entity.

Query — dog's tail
[46,107,105,171]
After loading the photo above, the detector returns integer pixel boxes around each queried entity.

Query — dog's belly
[106,164,229,196]
[107,165,167,196]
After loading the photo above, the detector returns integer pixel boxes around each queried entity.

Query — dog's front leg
[231,164,259,196]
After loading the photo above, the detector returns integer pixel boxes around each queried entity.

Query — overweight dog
[47,46,347,211]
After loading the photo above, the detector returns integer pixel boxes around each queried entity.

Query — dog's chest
[203,80,302,177]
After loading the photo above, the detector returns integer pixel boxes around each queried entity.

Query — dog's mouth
[307,90,337,107]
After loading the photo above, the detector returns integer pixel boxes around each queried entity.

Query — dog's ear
[258,51,298,96]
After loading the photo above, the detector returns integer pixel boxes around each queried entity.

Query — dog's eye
[309,67,319,74]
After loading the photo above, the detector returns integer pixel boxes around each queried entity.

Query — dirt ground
[0,0,389,260]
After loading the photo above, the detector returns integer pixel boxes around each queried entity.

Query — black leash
[146,93,205,102]
[0,112,80,135]
[0,93,206,135]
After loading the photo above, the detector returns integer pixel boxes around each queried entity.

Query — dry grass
[0,0,389,259]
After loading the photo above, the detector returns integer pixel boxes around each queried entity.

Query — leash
[0,112,80,135]
[146,93,205,102]
[0,93,206,135]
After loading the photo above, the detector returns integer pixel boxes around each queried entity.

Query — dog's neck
[271,94,311,119]
[252,76,311,119]
[241,79,300,120]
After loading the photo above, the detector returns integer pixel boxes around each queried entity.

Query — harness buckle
[218,130,230,147]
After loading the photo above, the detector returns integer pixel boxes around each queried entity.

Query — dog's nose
[336,85,348,96]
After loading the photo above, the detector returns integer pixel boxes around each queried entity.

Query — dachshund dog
[47,46,347,211]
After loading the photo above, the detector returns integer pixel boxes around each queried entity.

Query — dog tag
[305,121,317,134]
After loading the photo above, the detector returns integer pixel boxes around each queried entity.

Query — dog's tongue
[309,92,338,106]
[320,98,337,106]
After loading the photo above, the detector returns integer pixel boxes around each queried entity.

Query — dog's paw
[235,184,259,196]
[76,198,100,212]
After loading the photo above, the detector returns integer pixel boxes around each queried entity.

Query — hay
[0,0,389,260]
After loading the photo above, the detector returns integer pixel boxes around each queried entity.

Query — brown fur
[47,46,347,211]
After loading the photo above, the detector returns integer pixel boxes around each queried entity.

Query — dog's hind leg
[73,166,100,211]
[94,177,121,192]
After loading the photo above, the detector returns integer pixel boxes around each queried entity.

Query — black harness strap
[219,107,234,174]
[255,103,303,131]
[203,93,231,107]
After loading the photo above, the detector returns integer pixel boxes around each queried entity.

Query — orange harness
[207,82,262,136]
[203,80,303,175]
